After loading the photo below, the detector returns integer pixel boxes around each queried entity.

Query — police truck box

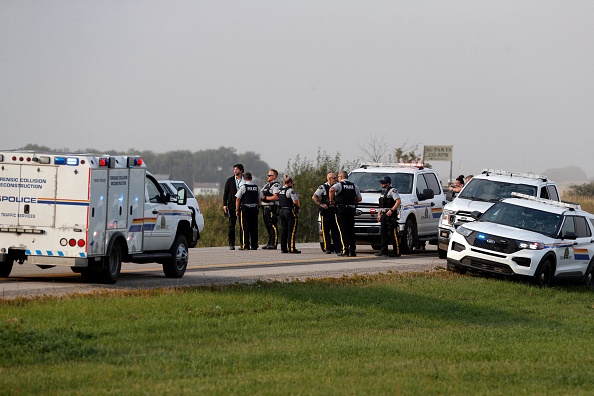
[0,151,200,283]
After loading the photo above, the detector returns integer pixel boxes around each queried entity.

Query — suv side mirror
[445,190,455,202]
[471,210,483,219]
[562,231,577,240]
[418,188,435,201]
[177,187,187,206]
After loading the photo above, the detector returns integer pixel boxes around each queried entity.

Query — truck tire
[534,258,554,287]
[102,242,122,284]
[0,259,14,278]
[163,235,188,278]
[438,248,447,259]
[400,218,417,254]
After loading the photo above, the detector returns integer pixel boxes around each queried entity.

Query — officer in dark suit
[235,172,262,250]
[260,168,280,249]
[223,163,244,250]
[312,172,340,254]
[329,171,362,257]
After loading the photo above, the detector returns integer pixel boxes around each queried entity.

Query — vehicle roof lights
[510,192,581,210]
[482,169,547,181]
[360,162,425,169]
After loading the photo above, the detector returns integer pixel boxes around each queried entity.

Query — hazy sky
[1,1,593,181]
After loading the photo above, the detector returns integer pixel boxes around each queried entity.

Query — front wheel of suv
[400,218,417,254]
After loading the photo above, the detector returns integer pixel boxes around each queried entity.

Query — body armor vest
[319,183,331,205]
[334,180,356,205]
[241,185,259,205]
[278,186,294,207]
[379,188,396,209]
[262,181,278,198]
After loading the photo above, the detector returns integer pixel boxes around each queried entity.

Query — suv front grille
[460,257,514,275]
[465,232,519,254]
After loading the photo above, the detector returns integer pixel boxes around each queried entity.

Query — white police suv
[348,163,445,253]
[438,169,560,259]
[447,193,594,287]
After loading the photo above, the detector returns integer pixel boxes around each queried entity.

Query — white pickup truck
[0,151,199,283]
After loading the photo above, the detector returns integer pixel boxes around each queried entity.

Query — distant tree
[284,150,343,242]
[567,181,594,196]
[358,137,429,167]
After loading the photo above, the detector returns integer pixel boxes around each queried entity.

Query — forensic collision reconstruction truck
[0,151,200,284]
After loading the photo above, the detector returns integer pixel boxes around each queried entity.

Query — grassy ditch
[1,272,593,395]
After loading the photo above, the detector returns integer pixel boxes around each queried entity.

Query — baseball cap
[379,176,391,184]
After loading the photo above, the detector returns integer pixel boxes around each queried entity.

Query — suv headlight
[441,209,455,227]
[516,240,545,250]
[456,225,473,237]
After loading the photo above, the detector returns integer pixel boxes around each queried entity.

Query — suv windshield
[349,173,414,194]
[458,179,538,202]
[480,202,561,237]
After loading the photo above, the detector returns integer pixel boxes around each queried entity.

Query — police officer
[312,172,340,254]
[278,175,301,254]
[235,172,262,250]
[260,168,280,249]
[329,171,362,257]
[375,176,401,257]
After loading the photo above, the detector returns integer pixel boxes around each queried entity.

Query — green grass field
[1,271,593,395]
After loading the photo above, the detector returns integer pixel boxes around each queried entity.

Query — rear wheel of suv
[534,258,554,287]
[0,259,14,278]
[400,218,417,254]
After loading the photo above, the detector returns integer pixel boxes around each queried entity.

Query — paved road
[0,243,444,299]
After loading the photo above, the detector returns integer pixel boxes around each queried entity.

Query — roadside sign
[423,145,453,161]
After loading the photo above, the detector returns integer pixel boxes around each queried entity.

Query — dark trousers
[262,205,278,247]
[227,210,241,247]
[320,209,339,252]
[336,206,356,254]
[279,208,299,253]
[239,207,259,249]
[379,213,400,256]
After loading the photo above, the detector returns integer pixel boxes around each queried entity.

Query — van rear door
[0,163,58,228]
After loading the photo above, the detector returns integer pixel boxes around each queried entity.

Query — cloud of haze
[1,1,593,181]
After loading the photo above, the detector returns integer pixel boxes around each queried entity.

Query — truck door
[126,168,145,253]
[106,169,130,232]
[143,175,174,251]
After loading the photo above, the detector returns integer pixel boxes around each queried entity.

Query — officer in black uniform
[329,171,362,257]
[235,172,262,250]
[375,176,401,257]
[312,172,340,254]
[260,168,280,249]
[278,175,301,254]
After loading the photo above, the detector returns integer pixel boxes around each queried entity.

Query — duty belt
[241,204,259,208]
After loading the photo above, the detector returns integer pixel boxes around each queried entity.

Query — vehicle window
[160,183,174,195]
[574,217,591,237]
[349,172,413,194]
[481,202,561,237]
[416,174,428,195]
[423,173,441,194]
[547,185,560,201]
[458,179,538,201]
[146,178,162,203]
[560,217,576,237]
[172,182,195,198]
[539,186,550,199]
